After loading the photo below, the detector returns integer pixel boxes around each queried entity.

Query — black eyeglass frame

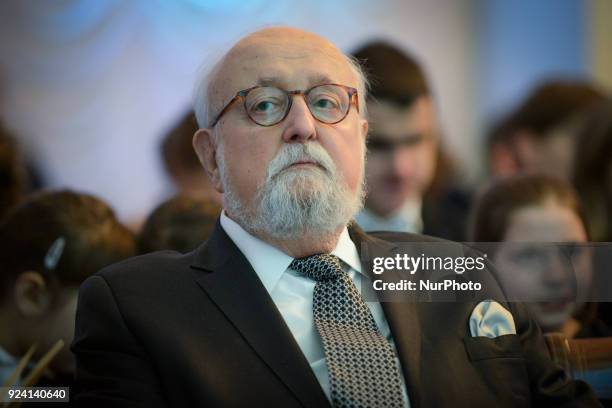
[209,83,360,127]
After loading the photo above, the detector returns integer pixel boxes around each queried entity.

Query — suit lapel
[190,221,330,408]
[349,225,423,408]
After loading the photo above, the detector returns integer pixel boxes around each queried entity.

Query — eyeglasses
[210,83,359,127]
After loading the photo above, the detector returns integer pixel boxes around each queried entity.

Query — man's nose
[390,147,416,176]
[281,97,317,143]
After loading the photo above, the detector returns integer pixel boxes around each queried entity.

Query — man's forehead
[230,27,341,65]
[210,29,356,100]
[368,97,439,138]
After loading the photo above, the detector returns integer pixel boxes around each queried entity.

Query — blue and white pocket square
[469,300,516,338]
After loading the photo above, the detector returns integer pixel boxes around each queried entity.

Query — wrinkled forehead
[210,34,358,107]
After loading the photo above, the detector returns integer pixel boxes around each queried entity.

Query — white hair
[192,53,227,131]
[192,48,369,131]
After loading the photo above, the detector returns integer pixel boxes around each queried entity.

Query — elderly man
[71,27,599,407]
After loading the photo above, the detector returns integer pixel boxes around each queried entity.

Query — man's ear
[193,129,224,194]
[14,271,51,317]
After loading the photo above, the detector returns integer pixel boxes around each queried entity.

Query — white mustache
[266,143,335,181]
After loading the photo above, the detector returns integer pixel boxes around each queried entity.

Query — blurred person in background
[352,41,470,241]
[0,122,27,220]
[573,100,612,243]
[470,175,610,338]
[487,80,608,180]
[0,190,135,388]
[573,100,612,327]
[138,194,221,254]
[161,111,222,204]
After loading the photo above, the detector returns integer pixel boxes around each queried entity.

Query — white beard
[220,142,365,240]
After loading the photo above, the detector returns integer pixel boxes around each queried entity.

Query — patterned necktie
[290,254,405,408]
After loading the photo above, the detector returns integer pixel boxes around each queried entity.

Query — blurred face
[173,167,222,205]
[515,120,580,181]
[194,28,368,238]
[364,97,439,216]
[494,201,590,331]
[11,272,79,375]
[39,286,79,374]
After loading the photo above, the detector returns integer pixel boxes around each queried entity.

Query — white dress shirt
[0,345,21,386]
[220,212,409,407]
[355,199,423,234]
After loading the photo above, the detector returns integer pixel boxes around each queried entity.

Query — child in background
[470,175,610,338]
[0,190,135,388]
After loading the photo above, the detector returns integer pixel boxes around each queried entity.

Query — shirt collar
[0,345,17,366]
[0,345,20,385]
[220,211,362,293]
[355,198,423,233]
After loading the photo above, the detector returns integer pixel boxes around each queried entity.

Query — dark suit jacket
[422,187,471,242]
[71,221,600,407]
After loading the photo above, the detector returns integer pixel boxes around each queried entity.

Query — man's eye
[253,100,278,112]
[312,96,339,110]
[367,139,393,152]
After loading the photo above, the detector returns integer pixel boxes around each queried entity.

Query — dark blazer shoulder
[366,230,488,262]
[367,230,452,244]
[94,248,197,287]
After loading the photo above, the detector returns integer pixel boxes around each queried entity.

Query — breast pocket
[464,334,523,361]
[464,334,531,407]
